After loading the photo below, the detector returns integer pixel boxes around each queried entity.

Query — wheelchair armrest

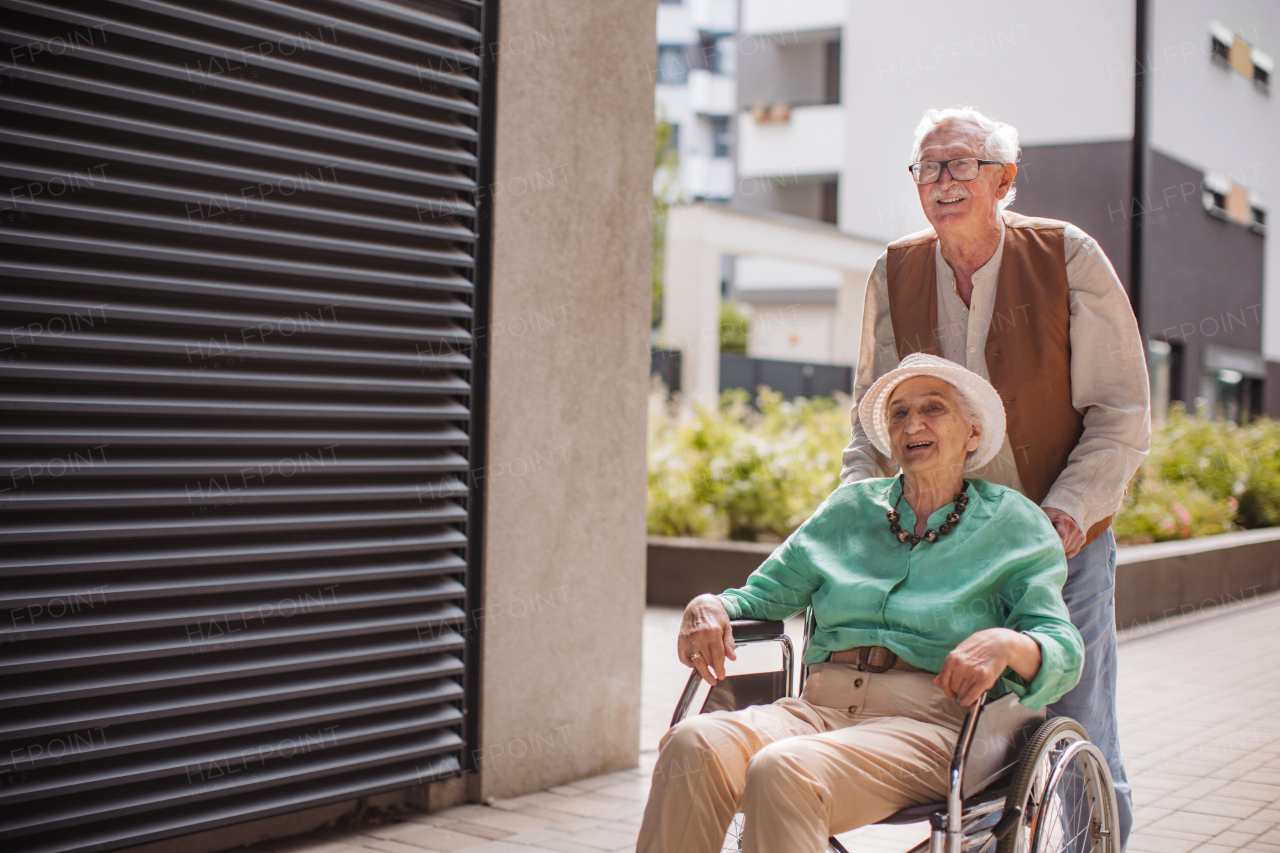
[730,619,786,641]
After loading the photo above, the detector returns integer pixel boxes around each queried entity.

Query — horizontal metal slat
[2,480,470,514]
[0,553,467,608]
[304,0,482,43]
[0,728,466,839]
[13,754,462,853]
[0,601,467,676]
[0,17,479,137]
[1,264,475,319]
[0,393,472,422]
[0,576,467,640]
[0,230,475,291]
[4,329,470,372]
[0,94,476,186]
[9,197,473,267]
[214,0,480,67]
[0,425,470,447]
[0,528,470,577]
[0,362,471,395]
[0,128,474,207]
[106,0,480,92]
[1,676,464,774]
[0,452,466,478]
[0,631,465,707]
[0,63,477,165]
[0,160,476,243]
[1,501,469,544]
[4,697,464,802]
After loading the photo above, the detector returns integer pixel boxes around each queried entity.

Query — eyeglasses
[908,158,1004,185]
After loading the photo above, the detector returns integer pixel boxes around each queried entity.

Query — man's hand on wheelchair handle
[935,628,1042,709]
[1043,507,1085,559]
[678,594,737,686]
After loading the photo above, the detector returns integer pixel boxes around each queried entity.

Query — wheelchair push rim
[997,717,1120,853]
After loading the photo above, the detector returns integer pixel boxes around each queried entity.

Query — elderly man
[841,106,1150,848]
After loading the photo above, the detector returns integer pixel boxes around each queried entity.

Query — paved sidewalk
[249,593,1280,853]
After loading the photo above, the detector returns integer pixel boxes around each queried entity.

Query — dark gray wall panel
[0,1,489,850]
[1012,140,1133,292]
[1139,150,1264,403]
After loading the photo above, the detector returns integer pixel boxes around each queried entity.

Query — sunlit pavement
[248,593,1280,853]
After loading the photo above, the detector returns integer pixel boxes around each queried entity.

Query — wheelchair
[671,616,1120,853]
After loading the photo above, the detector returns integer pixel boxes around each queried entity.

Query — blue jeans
[1047,529,1133,850]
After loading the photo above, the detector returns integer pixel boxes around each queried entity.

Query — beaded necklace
[887,478,969,546]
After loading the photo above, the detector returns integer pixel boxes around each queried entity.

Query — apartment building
[685,0,1280,419]
[654,0,740,201]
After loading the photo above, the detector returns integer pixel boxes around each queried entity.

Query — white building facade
[663,0,1280,418]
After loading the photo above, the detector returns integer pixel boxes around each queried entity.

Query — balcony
[736,103,843,178]
[682,154,735,199]
[688,69,735,115]
[688,0,738,34]
[740,0,844,35]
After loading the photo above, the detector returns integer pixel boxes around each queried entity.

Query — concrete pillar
[832,268,870,389]
[479,0,656,799]
[664,205,725,406]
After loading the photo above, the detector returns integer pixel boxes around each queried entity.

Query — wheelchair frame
[670,616,1120,853]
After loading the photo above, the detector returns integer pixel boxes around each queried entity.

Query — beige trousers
[636,664,968,853]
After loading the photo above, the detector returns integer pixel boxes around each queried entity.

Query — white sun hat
[857,352,1007,472]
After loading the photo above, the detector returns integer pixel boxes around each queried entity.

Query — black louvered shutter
[0,0,491,850]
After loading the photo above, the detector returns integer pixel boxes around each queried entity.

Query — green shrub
[647,387,850,541]
[1111,476,1237,544]
[648,392,1280,544]
[720,301,750,354]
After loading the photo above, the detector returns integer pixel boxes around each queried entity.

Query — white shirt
[840,219,1152,534]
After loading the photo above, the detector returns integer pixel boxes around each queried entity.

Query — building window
[1200,344,1267,423]
[1202,172,1267,234]
[821,180,838,225]
[1209,20,1272,91]
[664,122,680,159]
[713,35,737,76]
[824,40,841,105]
[657,45,688,84]
[710,116,731,158]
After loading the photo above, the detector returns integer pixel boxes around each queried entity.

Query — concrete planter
[647,528,1280,628]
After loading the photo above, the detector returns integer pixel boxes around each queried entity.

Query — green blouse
[717,477,1084,710]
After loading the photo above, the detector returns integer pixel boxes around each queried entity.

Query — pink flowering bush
[1112,404,1280,544]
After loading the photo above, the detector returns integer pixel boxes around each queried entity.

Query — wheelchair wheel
[721,812,744,852]
[997,717,1119,853]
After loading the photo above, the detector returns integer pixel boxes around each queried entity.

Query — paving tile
[442,823,514,841]
[532,840,616,853]
[512,809,605,831]
[1128,833,1199,853]
[1149,812,1239,837]
[356,838,449,853]
[554,828,638,851]
[488,792,576,812]
[392,826,495,852]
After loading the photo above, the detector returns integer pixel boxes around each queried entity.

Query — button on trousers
[637,666,967,853]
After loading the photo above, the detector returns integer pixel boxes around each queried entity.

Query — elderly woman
[637,354,1084,853]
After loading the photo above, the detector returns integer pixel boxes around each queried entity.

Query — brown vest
[885,211,1113,544]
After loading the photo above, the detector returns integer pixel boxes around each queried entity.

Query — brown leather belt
[828,646,923,673]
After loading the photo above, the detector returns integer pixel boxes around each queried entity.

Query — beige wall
[478,0,657,799]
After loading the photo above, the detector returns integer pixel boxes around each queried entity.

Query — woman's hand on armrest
[678,594,737,686]
[934,628,1042,709]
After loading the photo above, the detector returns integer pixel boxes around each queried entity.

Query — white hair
[910,107,1021,209]
[950,383,983,459]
